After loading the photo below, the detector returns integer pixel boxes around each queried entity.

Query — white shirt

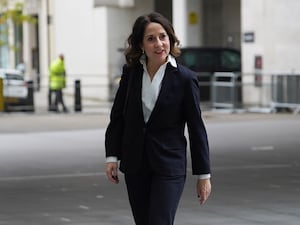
[141,55,176,122]
[107,55,210,180]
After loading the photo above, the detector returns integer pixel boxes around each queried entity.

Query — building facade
[2,0,300,106]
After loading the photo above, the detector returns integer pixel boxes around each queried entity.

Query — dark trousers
[48,89,55,110]
[54,89,67,110]
[125,172,186,225]
[49,89,67,112]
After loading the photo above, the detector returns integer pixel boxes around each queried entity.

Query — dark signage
[244,32,255,43]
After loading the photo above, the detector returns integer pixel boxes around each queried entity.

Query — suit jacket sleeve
[182,66,211,175]
[105,65,130,159]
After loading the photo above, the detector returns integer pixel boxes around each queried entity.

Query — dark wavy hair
[125,12,181,67]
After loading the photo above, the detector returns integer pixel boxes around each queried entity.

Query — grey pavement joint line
[1,163,295,182]
[0,172,106,181]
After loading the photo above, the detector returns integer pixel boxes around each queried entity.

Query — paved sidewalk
[32,87,112,115]
[1,106,300,225]
[1,87,299,133]
[0,107,298,134]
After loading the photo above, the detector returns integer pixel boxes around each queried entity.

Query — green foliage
[0,0,36,47]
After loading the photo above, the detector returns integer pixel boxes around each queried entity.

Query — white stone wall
[106,0,154,89]
[186,0,203,47]
[52,0,109,100]
[241,0,300,106]
[50,0,154,100]
[173,0,187,46]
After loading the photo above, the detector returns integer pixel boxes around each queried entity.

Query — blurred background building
[1,0,300,107]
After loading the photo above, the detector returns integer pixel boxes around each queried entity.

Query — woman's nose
[155,38,163,47]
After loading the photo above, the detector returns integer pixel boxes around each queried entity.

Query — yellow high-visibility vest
[49,58,66,90]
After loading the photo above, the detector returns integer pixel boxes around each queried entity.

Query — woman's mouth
[155,50,165,54]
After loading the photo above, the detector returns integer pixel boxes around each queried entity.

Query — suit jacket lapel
[146,63,178,126]
[129,65,145,125]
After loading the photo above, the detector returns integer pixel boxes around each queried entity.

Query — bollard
[26,80,35,112]
[74,79,82,112]
[48,88,52,111]
[0,78,3,112]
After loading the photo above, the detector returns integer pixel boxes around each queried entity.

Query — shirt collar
[140,55,177,69]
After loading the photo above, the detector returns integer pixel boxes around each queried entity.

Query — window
[182,51,216,71]
[0,22,9,68]
[220,50,241,71]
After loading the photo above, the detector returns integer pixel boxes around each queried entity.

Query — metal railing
[210,72,300,114]
[211,72,242,111]
[2,72,299,114]
[271,74,300,113]
[37,73,110,113]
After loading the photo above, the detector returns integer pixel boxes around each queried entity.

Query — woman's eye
[160,34,167,40]
[145,34,167,42]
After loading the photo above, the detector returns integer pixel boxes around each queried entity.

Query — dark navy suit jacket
[105,62,210,176]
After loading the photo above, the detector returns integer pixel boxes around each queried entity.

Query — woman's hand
[197,178,211,204]
[106,162,119,184]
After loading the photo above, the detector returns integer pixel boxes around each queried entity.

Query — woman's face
[141,22,170,66]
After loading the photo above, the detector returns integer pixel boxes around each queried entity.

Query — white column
[8,21,15,68]
[22,22,31,79]
[22,0,38,80]
[172,0,187,46]
[186,0,203,46]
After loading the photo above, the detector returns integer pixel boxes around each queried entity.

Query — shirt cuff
[197,174,211,180]
[106,156,118,163]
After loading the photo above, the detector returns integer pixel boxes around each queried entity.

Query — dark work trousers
[54,89,67,111]
[48,89,55,111]
[125,171,186,225]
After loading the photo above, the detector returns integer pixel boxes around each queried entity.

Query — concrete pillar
[172,0,203,47]
[172,0,187,46]
[186,0,203,46]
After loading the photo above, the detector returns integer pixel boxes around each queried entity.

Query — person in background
[48,54,68,113]
[105,12,211,225]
